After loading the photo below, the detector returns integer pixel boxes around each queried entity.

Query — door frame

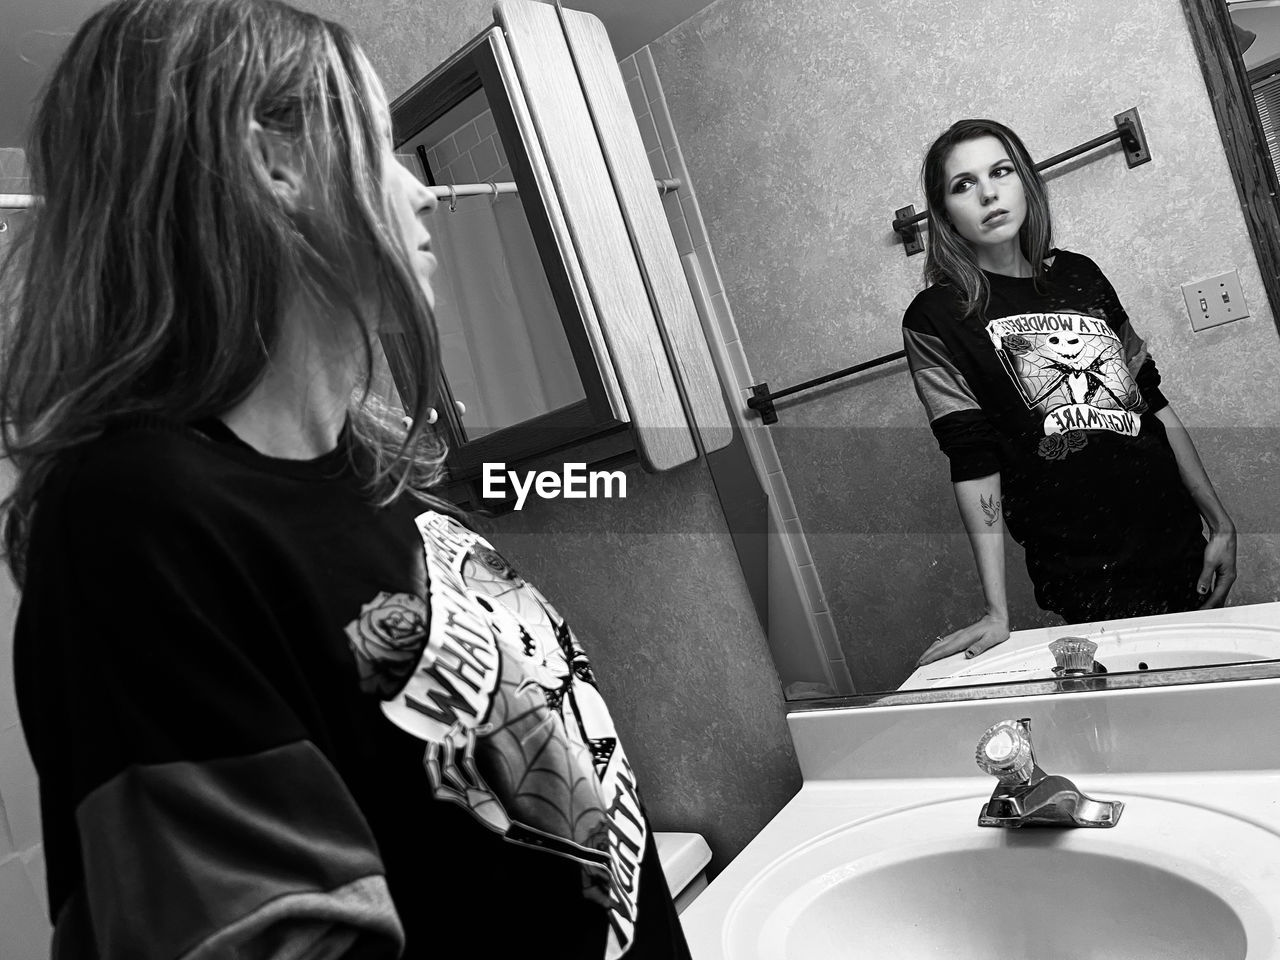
[1182,0,1280,334]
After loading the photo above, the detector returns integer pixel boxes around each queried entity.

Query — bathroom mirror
[385,25,633,484]
[634,0,1280,706]
[388,2,733,487]
[396,86,588,443]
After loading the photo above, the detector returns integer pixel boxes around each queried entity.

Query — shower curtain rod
[429,176,682,206]
[2,176,686,212]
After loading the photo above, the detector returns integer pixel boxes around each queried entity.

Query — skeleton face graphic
[988,313,1148,428]
[1042,333,1084,365]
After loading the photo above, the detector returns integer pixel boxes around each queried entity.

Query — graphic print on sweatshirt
[986,312,1147,436]
[344,512,644,959]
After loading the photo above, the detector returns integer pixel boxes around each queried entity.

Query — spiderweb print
[474,651,613,896]
[368,513,646,959]
[993,317,1143,417]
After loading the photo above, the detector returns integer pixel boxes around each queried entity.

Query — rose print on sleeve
[345,591,431,697]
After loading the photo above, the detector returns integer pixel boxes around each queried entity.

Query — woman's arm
[16,456,405,960]
[1154,403,1237,607]
[1092,262,1237,607]
[917,471,1012,665]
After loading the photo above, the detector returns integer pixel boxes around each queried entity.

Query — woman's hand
[917,612,1011,666]
[1198,526,1237,608]
[1154,405,1237,611]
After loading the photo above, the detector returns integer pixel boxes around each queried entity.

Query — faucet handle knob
[976,719,1036,784]
[1049,636,1098,676]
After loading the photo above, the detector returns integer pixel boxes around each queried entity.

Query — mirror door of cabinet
[387,27,631,482]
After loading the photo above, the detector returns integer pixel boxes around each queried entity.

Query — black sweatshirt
[902,250,1204,619]
[15,416,689,960]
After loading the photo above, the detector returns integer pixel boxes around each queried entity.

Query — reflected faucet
[975,718,1125,828]
[1049,636,1107,677]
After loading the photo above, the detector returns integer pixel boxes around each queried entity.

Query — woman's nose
[419,184,439,215]
[979,179,998,203]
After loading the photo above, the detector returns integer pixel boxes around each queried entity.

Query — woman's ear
[249,120,306,212]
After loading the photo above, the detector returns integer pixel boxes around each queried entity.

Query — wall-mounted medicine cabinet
[385,0,731,496]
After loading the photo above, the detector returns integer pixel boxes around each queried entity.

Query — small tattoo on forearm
[980,494,1001,527]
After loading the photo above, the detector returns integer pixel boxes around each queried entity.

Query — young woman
[0,1,690,957]
[904,119,1237,667]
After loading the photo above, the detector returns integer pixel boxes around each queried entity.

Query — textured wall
[652,0,1280,692]
[294,0,801,874]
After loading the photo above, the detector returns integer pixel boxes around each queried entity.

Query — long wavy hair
[0,0,453,585]
[921,118,1054,319]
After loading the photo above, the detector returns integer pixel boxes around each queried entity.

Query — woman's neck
[220,299,358,460]
[974,241,1034,278]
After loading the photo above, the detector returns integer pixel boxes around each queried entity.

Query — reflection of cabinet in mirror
[385,0,731,491]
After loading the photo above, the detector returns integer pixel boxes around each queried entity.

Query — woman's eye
[993,166,1013,178]
[950,179,973,193]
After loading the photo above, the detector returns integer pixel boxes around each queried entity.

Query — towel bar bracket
[1115,108,1151,168]
[894,204,923,256]
[747,383,778,425]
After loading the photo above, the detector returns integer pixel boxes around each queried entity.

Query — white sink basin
[725,795,1279,959]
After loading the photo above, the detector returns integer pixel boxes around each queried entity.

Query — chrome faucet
[975,718,1124,828]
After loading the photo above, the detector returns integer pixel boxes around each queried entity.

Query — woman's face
[941,135,1025,255]
[373,103,439,310]
[383,154,439,310]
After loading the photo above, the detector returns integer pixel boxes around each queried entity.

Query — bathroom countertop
[899,601,1280,690]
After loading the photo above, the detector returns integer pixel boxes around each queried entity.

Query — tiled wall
[421,109,510,188]
[619,48,854,699]
[0,148,29,195]
[652,0,1280,692]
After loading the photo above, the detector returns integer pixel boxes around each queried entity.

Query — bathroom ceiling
[0,0,717,149]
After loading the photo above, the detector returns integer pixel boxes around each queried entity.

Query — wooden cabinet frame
[1182,0,1280,334]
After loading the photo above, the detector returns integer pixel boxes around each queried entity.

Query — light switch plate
[1181,270,1248,331]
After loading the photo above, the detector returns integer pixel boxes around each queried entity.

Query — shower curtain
[430,192,584,439]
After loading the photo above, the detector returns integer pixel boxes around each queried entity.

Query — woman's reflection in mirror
[903,119,1237,667]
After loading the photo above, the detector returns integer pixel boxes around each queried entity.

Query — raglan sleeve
[1084,255,1169,413]
[902,296,1003,481]
[16,449,404,960]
